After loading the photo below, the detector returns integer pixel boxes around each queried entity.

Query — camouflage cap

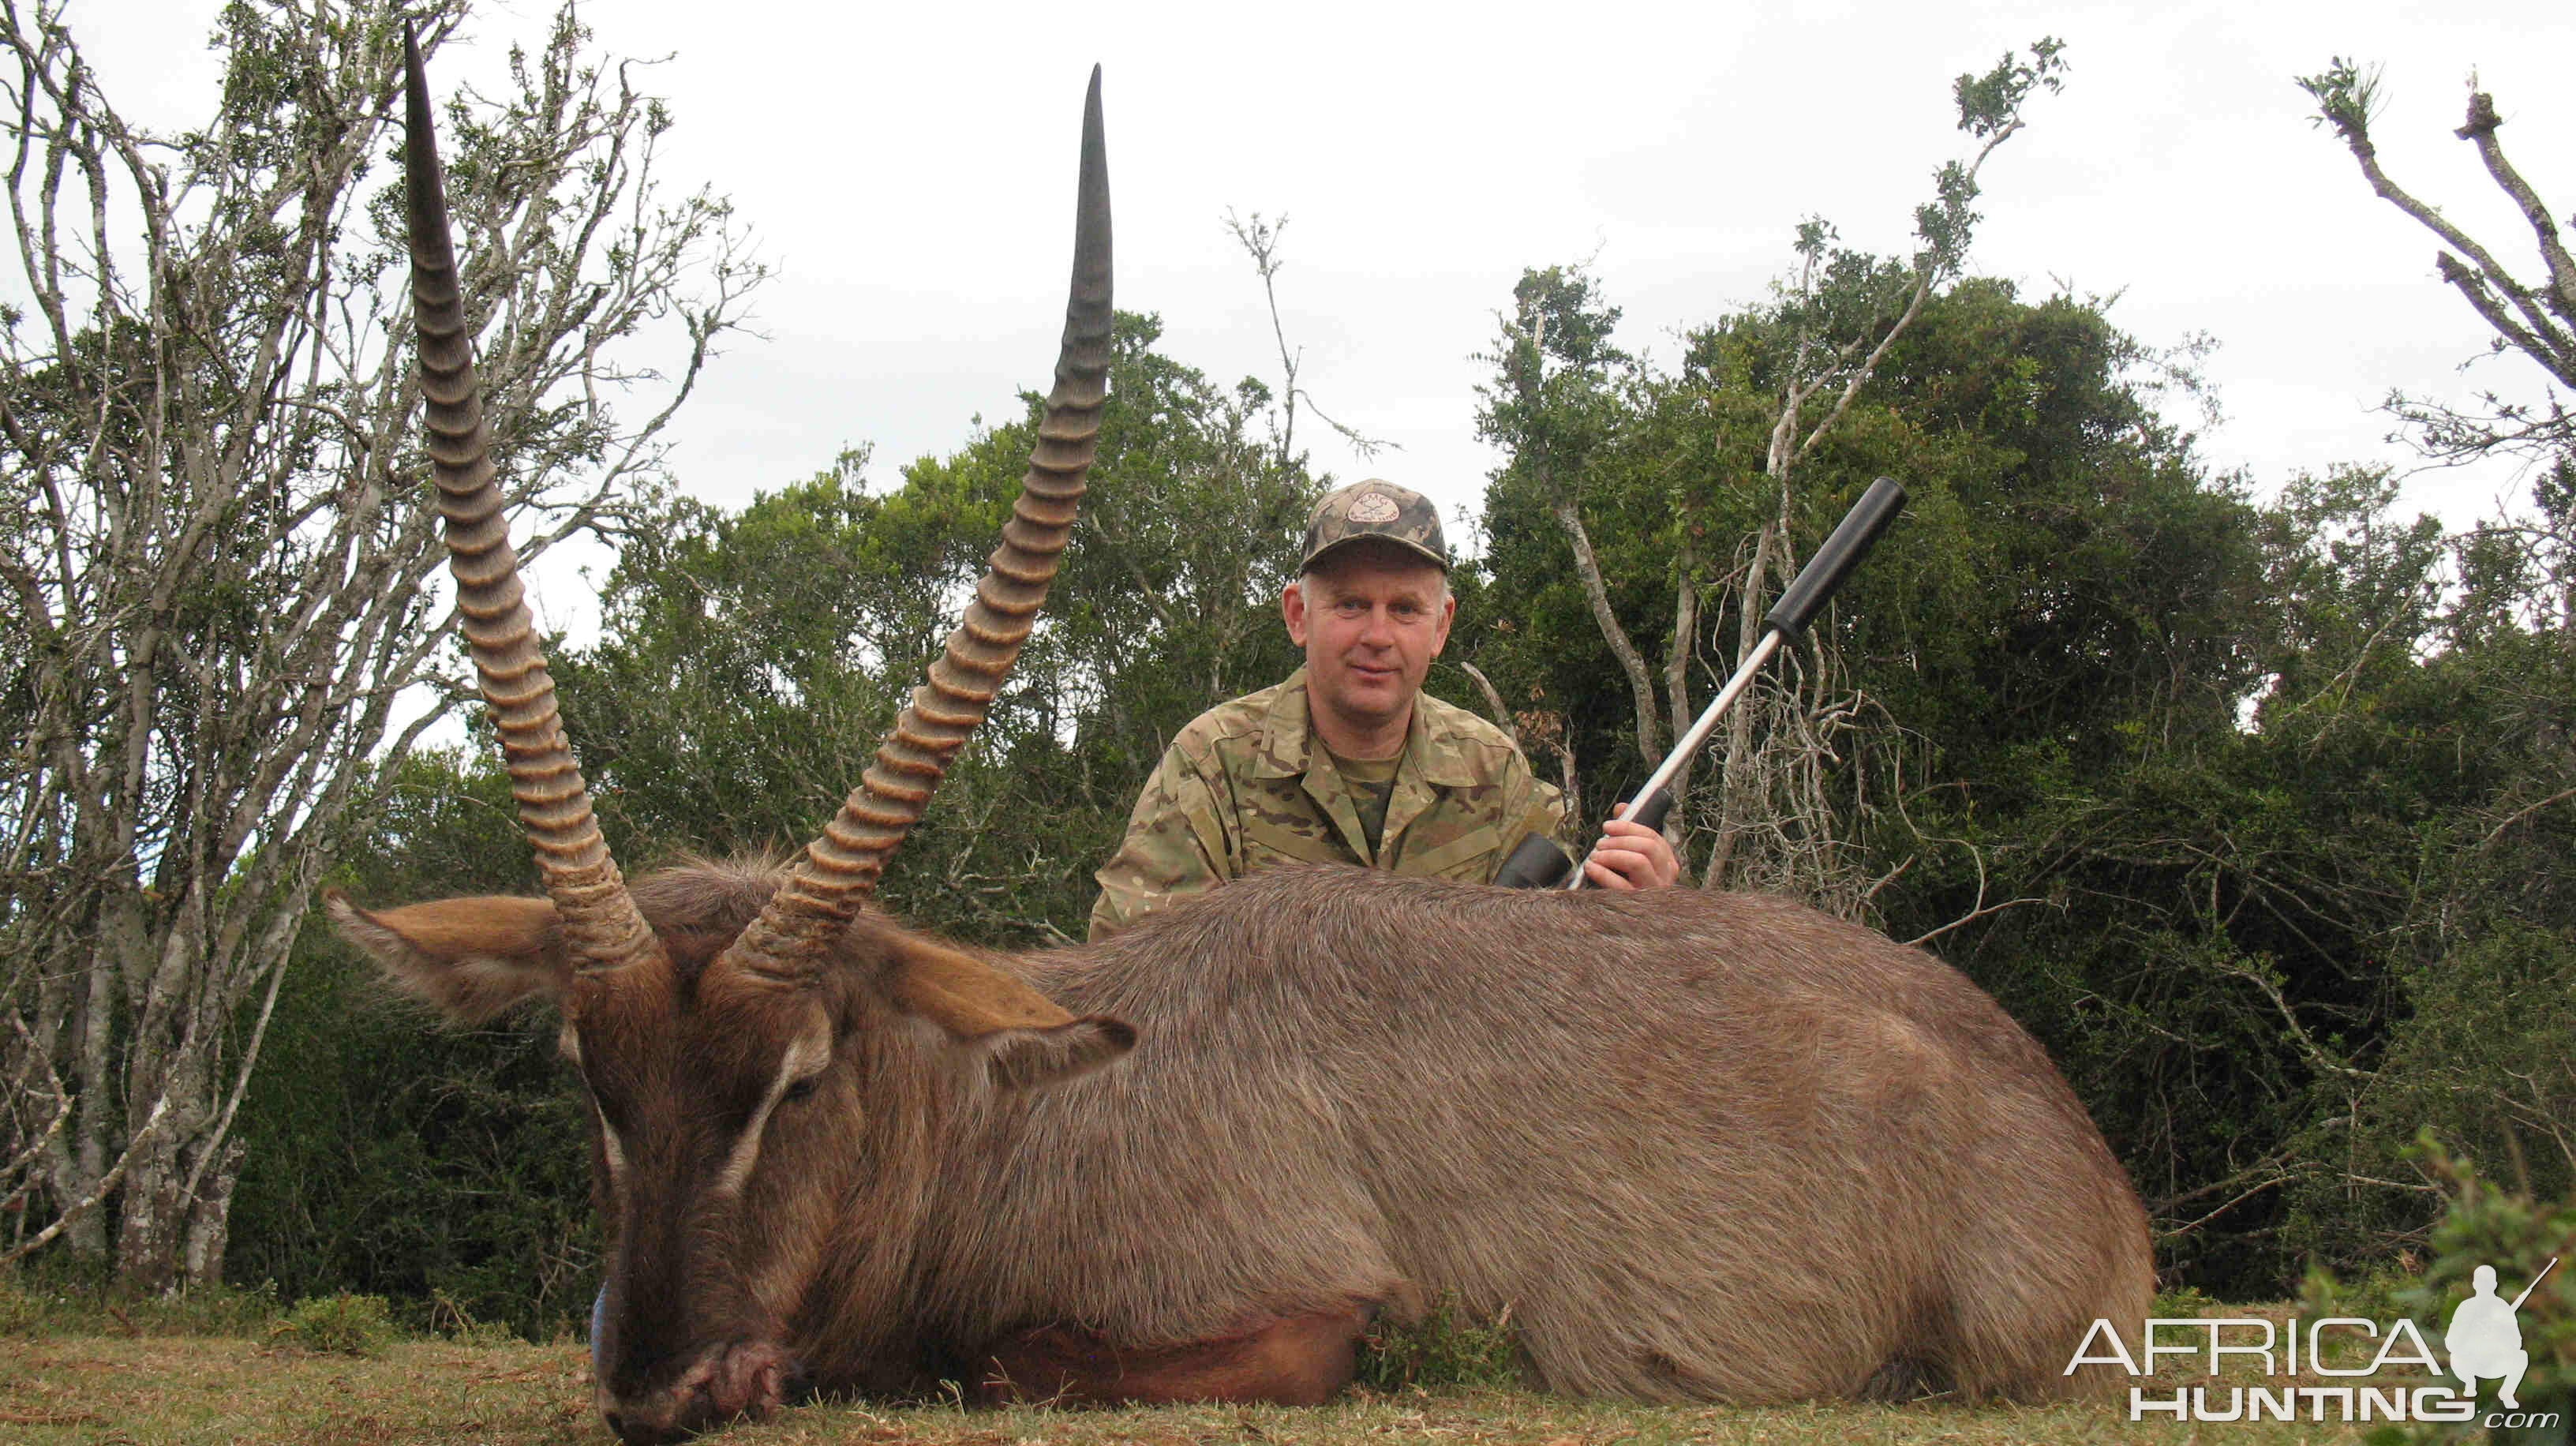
[1300,480,1449,571]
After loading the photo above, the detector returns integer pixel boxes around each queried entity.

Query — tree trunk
[64,935,118,1261]
[114,1134,185,1296]
[182,1141,243,1287]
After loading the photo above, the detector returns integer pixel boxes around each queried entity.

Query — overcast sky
[84,0,2576,594]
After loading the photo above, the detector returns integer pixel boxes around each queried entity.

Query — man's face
[1282,543,1455,743]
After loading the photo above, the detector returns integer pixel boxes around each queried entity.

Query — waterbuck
[335,39,2154,1443]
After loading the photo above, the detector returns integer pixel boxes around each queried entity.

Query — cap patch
[1347,490,1401,523]
[1299,478,1450,571]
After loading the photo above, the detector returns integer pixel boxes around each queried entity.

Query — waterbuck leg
[978,1302,1375,1407]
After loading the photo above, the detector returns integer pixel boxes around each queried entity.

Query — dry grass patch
[0,1335,2384,1446]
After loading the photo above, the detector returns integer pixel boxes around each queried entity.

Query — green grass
[0,1278,2465,1446]
[0,1264,286,1340]
[0,1332,2399,1446]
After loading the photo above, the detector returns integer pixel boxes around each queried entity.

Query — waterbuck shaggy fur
[338,862,2154,1426]
[342,39,2152,1443]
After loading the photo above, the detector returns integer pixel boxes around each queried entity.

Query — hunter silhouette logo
[2068,1256,2562,1426]
[2448,1258,2556,1408]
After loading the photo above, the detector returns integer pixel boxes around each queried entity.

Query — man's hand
[1582,801,1680,890]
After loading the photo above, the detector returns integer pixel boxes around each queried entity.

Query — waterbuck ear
[878,931,1136,1092]
[325,888,567,1024]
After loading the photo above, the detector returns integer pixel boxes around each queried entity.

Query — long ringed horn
[403,28,661,976]
[718,67,1112,986]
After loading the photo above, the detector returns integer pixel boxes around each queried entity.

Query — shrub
[2151,1283,2223,1317]
[2288,925,2576,1281]
[429,1286,526,1347]
[275,1291,399,1356]
[143,1279,287,1337]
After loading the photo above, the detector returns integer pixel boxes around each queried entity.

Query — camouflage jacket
[1087,669,1567,942]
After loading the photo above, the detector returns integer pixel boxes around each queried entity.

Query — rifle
[1495,477,1910,889]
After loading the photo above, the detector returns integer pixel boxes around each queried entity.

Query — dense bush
[225,754,597,1342]
[2304,1143,2574,1444]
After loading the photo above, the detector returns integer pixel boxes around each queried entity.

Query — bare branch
[1451,660,1516,744]
[1554,493,1665,764]
[2477,784,2576,852]
[2301,63,2576,462]
[1223,207,1395,467]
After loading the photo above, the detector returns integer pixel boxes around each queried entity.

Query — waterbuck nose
[601,1339,792,1442]
[602,1399,695,1446]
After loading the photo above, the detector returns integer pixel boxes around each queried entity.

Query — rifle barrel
[2508,1256,2559,1312]
[1567,478,1906,890]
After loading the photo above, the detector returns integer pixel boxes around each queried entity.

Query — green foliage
[1955,38,2069,139]
[275,1291,400,1357]
[1470,46,2077,912]
[2152,1283,2225,1318]
[1924,39,2066,273]
[2300,1257,2414,1333]
[225,750,597,1343]
[0,1264,284,1337]
[2370,929,2576,1200]
[2295,58,2383,141]
[430,1287,530,1347]
[1355,1294,1523,1392]
[1473,270,2261,848]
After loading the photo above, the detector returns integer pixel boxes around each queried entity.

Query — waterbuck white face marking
[561,1022,631,1184]
[710,1025,831,1199]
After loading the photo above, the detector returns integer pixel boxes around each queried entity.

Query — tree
[2298,61,2575,466]
[2282,62,2576,1266]
[1477,39,2065,908]
[0,0,760,1289]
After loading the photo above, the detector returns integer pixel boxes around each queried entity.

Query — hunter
[1089,480,1679,942]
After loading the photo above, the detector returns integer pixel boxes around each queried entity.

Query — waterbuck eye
[781,1077,819,1104]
